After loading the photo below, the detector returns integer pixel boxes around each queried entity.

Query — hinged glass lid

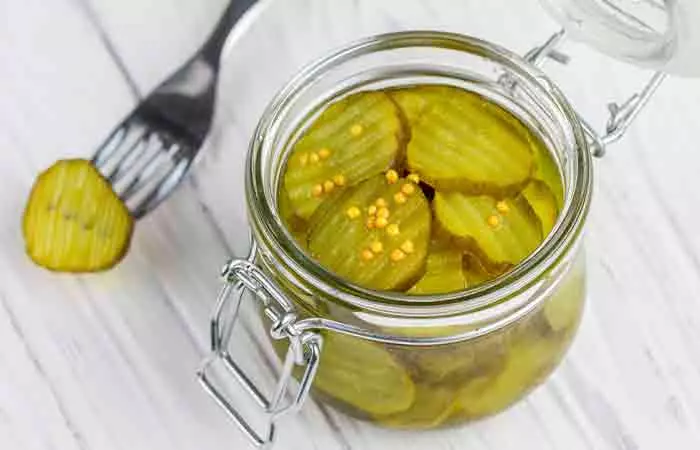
[539,0,700,76]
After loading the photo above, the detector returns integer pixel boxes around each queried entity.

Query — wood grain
[2,0,700,449]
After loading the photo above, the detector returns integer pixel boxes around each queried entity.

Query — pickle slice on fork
[23,159,133,272]
[283,91,404,219]
[308,174,431,291]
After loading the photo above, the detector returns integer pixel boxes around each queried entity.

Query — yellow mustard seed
[368,205,377,216]
[377,207,390,219]
[309,152,320,164]
[346,206,361,219]
[376,217,389,228]
[366,217,376,229]
[390,249,406,262]
[385,170,399,184]
[333,174,346,186]
[323,180,335,193]
[407,173,420,184]
[487,214,500,228]
[361,249,375,261]
[496,200,510,214]
[370,241,384,253]
[401,183,416,195]
[394,192,407,204]
[386,223,400,236]
[318,148,331,159]
[375,198,387,208]
[312,184,323,197]
[350,124,364,136]
[299,153,309,166]
[400,240,415,254]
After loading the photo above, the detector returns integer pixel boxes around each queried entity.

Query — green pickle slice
[283,91,404,219]
[408,245,468,294]
[406,87,534,194]
[522,180,560,237]
[378,384,457,429]
[434,192,542,266]
[314,333,415,415]
[308,174,431,291]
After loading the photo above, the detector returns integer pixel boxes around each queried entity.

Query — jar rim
[246,31,593,317]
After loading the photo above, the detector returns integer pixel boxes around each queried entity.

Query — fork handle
[201,0,256,67]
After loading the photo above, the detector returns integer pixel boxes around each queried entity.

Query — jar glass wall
[245,32,592,428]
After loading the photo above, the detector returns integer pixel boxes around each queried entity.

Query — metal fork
[91,1,253,219]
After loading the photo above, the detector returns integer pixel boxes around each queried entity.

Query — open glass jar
[198,31,593,448]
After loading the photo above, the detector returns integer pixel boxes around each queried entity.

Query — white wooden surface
[2,0,700,449]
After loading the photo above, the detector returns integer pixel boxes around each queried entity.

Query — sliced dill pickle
[408,246,468,294]
[314,333,415,416]
[532,142,564,207]
[463,251,505,286]
[387,326,507,387]
[435,192,542,266]
[283,91,404,219]
[388,85,449,125]
[543,259,586,333]
[23,159,133,272]
[458,338,559,418]
[407,88,534,194]
[278,187,308,246]
[522,180,559,237]
[308,174,431,291]
[378,384,457,429]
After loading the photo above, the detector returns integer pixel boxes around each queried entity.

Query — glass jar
[198,31,592,448]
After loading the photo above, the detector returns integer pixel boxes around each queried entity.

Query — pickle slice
[389,85,449,125]
[283,91,404,219]
[407,88,534,194]
[23,159,133,272]
[308,175,431,291]
[378,385,457,429]
[543,261,586,333]
[463,251,505,286]
[458,338,559,418]
[522,180,559,237]
[532,142,564,207]
[314,333,415,416]
[408,246,468,295]
[435,192,542,266]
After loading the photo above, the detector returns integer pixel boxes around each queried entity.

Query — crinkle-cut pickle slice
[388,85,452,125]
[532,140,564,207]
[23,159,133,272]
[408,245,468,294]
[377,384,457,429]
[435,192,542,266]
[407,87,534,194]
[308,174,431,291]
[314,332,415,416]
[543,261,586,333]
[283,91,404,219]
[522,180,560,237]
[458,338,561,419]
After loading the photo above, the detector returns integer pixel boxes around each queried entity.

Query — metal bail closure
[197,258,323,449]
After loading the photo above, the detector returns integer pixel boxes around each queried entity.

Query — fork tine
[117,141,180,200]
[110,133,168,190]
[100,127,150,180]
[128,157,192,219]
[91,124,130,167]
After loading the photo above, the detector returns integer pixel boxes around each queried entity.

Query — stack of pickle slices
[277,85,584,428]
